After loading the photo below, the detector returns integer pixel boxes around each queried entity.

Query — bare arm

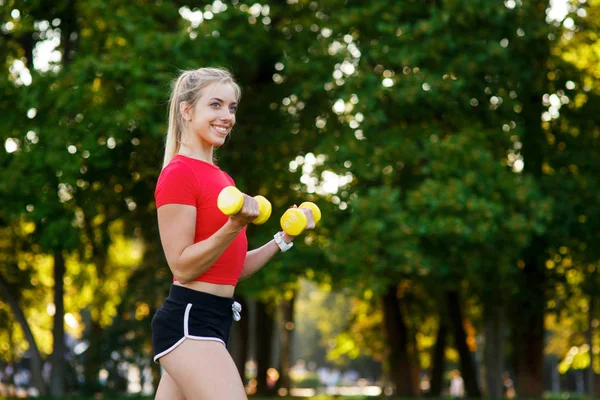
[238,232,295,280]
[158,195,259,284]
[239,207,316,280]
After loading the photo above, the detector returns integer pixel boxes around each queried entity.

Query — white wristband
[274,231,294,252]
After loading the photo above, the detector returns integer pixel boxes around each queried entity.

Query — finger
[245,197,259,218]
[244,196,257,211]
[302,207,314,220]
[251,198,260,216]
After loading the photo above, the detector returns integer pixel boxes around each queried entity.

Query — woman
[151,67,315,399]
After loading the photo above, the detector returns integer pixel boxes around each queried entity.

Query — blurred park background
[1,0,600,398]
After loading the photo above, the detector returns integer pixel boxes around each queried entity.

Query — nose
[220,108,234,121]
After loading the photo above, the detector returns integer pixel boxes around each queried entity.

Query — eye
[229,105,238,113]
[210,102,221,108]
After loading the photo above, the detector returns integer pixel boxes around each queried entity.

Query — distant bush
[290,371,321,389]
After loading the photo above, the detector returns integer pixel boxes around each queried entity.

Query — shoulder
[221,170,236,185]
[155,157,202,207]
[158,157,201,186]
[160,157,196,178]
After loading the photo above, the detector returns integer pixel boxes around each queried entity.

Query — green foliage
[1,0,600,392]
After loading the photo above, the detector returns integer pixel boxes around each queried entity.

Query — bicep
[157,204,197,267]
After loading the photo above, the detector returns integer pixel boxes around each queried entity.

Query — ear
[180,101,192,122]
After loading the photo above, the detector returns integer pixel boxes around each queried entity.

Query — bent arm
[158,204,244,284]
[238,232,295,281]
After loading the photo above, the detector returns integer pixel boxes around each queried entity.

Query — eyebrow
[210,97,237,105]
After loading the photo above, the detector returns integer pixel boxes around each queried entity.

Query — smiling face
[180,81,239,148]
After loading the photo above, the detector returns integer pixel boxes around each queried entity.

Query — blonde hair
[163,67,241,168]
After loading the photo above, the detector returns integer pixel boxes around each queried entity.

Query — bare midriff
[173,280,236,298]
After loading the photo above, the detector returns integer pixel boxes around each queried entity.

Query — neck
[178,131,214,163]
[178,146,214,163]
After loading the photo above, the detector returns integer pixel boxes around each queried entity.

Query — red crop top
[155,154,248,285]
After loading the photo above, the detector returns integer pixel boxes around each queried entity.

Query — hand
[292,204,316,232]
[279,202,320,237]
[229,194,260,228]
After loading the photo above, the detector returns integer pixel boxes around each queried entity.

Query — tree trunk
[50,251,66,396]
[229,296,249,381]
[0,274,47,396]
[429,319,448,396]
[80,233,108,395]
[279,293,296,394]
[515,0,551,394]
[255,300,276,396]
[409,322,421,396]
[587,296,595,397]
[382,284,414,397]
[514,237,546,398]
[82,319,104,393]
[446,290,481,398]
[484,305,505,399]
[60,0,79,67]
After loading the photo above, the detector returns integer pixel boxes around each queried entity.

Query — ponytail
[163,73,188,168]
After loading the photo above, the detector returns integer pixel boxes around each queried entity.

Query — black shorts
[151,284,241,363]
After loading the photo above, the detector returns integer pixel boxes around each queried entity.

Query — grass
[0,396,366,400]
[0,393,595,400]
[0,396,397,400]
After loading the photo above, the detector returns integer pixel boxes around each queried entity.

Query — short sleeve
[155,161,199,208]
[223,171,236,186]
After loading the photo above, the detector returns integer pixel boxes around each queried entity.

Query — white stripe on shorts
[153,303,225,363]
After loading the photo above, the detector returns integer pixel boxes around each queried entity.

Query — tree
[3,1,600,397]
[275,0,555,396]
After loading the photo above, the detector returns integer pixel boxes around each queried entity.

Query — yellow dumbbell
[280,202,322,236]
[218,186,272,225]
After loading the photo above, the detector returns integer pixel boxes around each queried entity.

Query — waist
[173,280,236,298]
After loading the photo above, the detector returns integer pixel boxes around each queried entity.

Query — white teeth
[212,125,228,134]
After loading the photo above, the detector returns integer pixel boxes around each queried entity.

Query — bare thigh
[155,369,185,400]
[160,339,247,400]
